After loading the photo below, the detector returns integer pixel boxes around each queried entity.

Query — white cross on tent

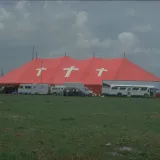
[63,66,79,77]
[96,68,108,76]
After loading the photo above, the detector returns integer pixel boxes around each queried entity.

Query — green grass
[0,95,160,160]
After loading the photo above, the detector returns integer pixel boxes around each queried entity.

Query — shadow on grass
[0,152,98,160]
[60,117,75,121]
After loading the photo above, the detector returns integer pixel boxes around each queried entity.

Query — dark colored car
[63,87,87,97]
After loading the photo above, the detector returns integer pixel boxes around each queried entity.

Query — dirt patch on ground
[119,146,133,152]
[2,127,25,137]
[151,112,160,119]
[12,115,34,119]
[14,131,25,137]
[12,115,24,119]
[3,128,13,133]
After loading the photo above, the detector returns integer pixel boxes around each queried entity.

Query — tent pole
[32,46,35,60]
[40,61,43,84]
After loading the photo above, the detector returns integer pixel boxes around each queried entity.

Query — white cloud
[102,32,140,55]
[17,22,33,32]
[132,24,152,32]
[74,11,112,50]
[0,7,13,31]
[15,1,31,20]
[0,22,4,29]
[118,32,138,45]
[133,47,160,55]
[24,12,31,19]
[126,8,135,16]
[0,1,160,76]
[0,1,142,59]
[15,1,30,10]
[0,7,11,21]
[75,11,88,28]
[118,32,139,49]
[133,47,160,68]
[0,2,143,56]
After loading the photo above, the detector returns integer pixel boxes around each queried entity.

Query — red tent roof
[0,56,159,85]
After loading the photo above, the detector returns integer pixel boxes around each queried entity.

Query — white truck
[18,84,50,95]
[102,82,157,98]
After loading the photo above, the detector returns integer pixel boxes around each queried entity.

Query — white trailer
[102,82,157,98]
[18,84,50,95]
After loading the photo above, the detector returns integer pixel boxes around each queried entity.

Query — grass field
[0,95,160,160]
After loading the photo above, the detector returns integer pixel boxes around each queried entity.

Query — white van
[102,82,157,98]
[18,84,50,95]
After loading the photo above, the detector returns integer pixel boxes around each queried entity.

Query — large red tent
[0,56,159,94]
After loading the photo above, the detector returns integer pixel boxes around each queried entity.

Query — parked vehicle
[102,82,157,98]
[64,82,93,96]
[63,87,92,97]
[0,86,4,93]
[18,84,50,95]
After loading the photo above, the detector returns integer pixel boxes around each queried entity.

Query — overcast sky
[0,1,160,77]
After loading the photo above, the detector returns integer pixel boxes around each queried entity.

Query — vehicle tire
[144,94,149,98]
[117,93,122,97]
